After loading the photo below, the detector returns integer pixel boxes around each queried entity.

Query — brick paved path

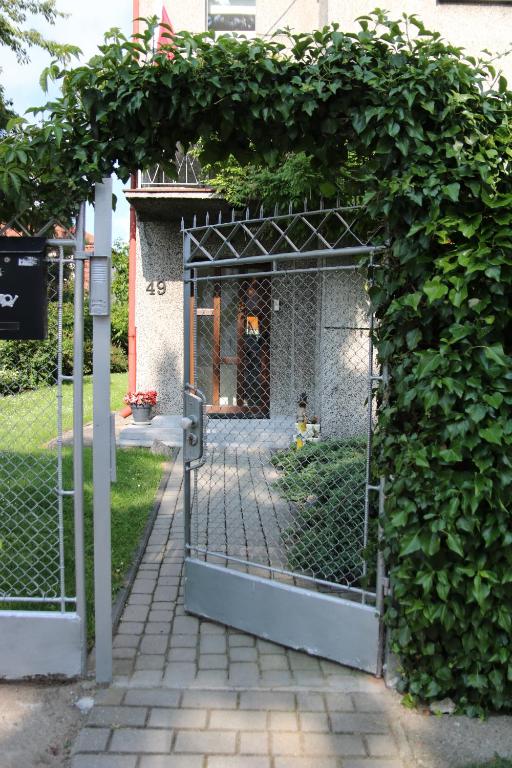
[72,458,407,768]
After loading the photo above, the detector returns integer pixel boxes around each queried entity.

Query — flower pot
[295,422,321,448]
[131,404,153,424]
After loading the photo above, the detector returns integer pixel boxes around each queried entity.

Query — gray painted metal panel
[0,612,83,679]
[185,559,380,674]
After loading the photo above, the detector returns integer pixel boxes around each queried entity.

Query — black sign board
[0,237,48,340]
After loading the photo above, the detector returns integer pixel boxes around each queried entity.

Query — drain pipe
[120,173,138,418]
[121,3,140,418]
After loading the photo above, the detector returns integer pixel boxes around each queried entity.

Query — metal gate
[0,209,88,678]
[182,206,386,674]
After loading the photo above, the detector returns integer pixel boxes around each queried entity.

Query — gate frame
[182,206,388,675]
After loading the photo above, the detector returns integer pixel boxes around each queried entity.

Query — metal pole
[92,179,113,683]
[183,233,192,552]
[74,202,87,674]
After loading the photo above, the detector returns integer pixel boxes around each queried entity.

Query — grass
[463,760,512,768]
[0,372,165,645]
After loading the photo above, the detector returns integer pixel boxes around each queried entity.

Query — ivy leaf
[478,424,503,445]
[444,182,460,202]
[424,280,448,302]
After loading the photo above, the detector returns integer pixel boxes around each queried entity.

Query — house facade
[126,0,512,419]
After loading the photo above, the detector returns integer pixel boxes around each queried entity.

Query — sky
[0,1,134,241]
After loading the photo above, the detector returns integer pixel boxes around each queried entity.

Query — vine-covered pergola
[1,13,511,713]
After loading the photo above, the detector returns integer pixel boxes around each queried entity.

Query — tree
[0,1,79,130]
[0,1,78,63]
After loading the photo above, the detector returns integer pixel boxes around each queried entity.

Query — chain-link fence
[188,262,378,601]
[0,235,80,611]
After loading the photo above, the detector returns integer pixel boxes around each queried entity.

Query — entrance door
[195,274,270,416]
[183,237,384,676]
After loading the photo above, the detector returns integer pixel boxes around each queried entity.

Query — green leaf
[478,424,503,445]
[444,182,460,202]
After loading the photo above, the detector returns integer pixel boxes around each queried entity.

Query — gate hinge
[382,577,391,596]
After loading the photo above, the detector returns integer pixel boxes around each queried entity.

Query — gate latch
[183,388,204,463]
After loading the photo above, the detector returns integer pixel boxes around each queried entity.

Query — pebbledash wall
[127,0,512,418]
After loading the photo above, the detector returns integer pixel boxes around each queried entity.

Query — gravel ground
[0,679,97,768]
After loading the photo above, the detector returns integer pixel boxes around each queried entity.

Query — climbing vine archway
[1,13,511,713]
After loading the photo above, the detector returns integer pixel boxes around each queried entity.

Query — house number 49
[146,281,166,296]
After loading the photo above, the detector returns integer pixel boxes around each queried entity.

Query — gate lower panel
[185,559,380,674]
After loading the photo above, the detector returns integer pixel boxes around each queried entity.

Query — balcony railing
[140,150,209,187]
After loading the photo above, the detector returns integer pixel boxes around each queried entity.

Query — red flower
[123,390,158,406]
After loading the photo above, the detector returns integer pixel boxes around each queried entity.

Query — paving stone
[113,635,140,649]
[329,713,389,734]
[163,662,197,685]
[140,636,168,655]
[269,712,298,731]
[229,634,255,647]
[109,728,173,753]
[274,759,338,768]
[290,671,325,687]
[353,694,390,713]
[72,757,137,768]
[296,693,325,712]
[257,640,286,654]
[118,622,144,635]
[146,622,172,635]
[287,653,321,670]
[149,708,207,729]
[229,647,258,662]
[175,730,236,754]
[299,712,330,733]
[170,634,198,648]
[207,758,271,768]
[113,647,137,660]
[182,690,237,709]
[113,659,135,676]
[132,580,157,594]
[228,663,260,684]
[259,655,289,671]
[122,605,150,622]
[270,732,302,755]
[199,654,228,670]
[260,671,294,687]
[129,594,153,605]
[343,761,403,768]
[325,693,356,711]
[124,689,181,707]
[194,670,230,686]
[88,706,147,727]
[200,635,227,653]
[240,692,295,711]
[128,670,164,686]
[366,735,399,757]
[73,728,111,753]
[210,710,267,730]
[173,616,200,634]
[139,757,203,768]
[240,732,270,755]
[135,655,166,671]
[199,621,226,634]
[168,647,197,662]
[302,733,366,756]
[94,688,125,706]
[149,610,174,623]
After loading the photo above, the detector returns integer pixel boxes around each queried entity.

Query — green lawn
[464,760,512,768]
[0,372,165,645]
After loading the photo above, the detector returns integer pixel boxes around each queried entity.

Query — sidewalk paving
[71,458,512,768]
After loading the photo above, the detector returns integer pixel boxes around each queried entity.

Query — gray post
[74,202,87,674]
[92,179,113,683]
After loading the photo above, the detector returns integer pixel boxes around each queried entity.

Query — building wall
[138,0,512,80]
[325,1,512,82]
[135,220,184,414]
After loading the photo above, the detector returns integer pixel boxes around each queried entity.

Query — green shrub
[272,439,369,585]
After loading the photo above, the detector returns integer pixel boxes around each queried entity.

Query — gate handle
[184,385,206,468]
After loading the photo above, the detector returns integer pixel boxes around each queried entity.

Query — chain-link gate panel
[189,265,377,602]
[0,238,80,610]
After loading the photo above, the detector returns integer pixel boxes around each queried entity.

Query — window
[208,0,256,35]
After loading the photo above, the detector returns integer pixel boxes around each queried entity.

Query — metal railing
[140,149,209,187]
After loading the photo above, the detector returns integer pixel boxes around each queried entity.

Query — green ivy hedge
[1,13,511,712]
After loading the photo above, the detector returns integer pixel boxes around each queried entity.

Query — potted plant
[124,390,157,424]
[295,393,321,447]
